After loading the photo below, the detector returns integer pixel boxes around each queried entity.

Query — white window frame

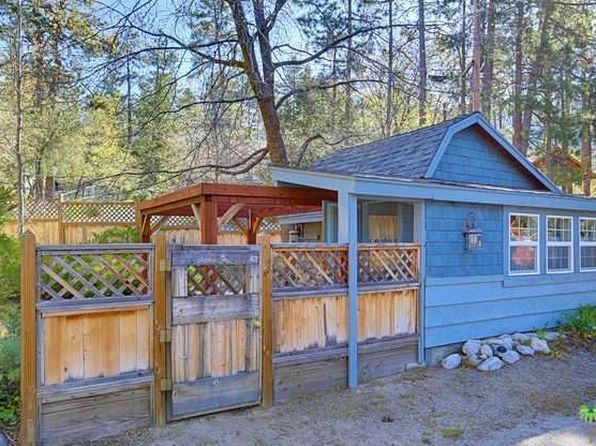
[546,215,573,274]
[579,217,596,272]
[508,212,540,276]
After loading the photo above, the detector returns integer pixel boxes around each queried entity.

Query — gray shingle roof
[311,114,474,178]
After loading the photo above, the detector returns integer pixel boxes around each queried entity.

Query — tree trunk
[459,0,467,114]
[581,86,592,196]
[417,0,427,125]
[512,1,524,151]
[471,0,482,112]
[520,0,554,153]
[345,0,353,127]
[226,0,288,167]
[482,0,496,120]
[384,0,394,136]
[15,0,25,234]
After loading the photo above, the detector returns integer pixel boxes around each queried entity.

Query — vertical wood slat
[259,236,273,407]
[152,234,168,426]
[20,231,37,446]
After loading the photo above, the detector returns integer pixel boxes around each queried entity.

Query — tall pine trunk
[459,0,467,114]
[471,0,482,112]
[15,0,25,234]
[417,0,427,125]
[512,1,524,151]
[482,0,496,120]
[581,86,592,196]
[520,0,554,153]
[384,0,394,136]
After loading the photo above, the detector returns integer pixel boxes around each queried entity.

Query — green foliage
[579,405,596,424]
[0,304,20,425]
[0,235,20,306]
[91,226,140,243]
[563,305,596,339]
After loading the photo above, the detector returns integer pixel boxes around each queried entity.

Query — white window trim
[579,217,596,272]
[546,215,573,274]
[508,212,540,276]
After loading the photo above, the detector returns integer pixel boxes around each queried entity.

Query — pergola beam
[218,203,245,229]
[136,182,337,245]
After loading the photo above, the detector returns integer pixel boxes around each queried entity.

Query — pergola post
[199,198,218,244]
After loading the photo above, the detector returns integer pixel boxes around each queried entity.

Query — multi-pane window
[509,213,540,274]
[546,216,573,273]
[580,218,596,271]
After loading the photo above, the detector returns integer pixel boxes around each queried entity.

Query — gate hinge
[159,328,172,343]
[160,378,172,392]
[159,259,171,272]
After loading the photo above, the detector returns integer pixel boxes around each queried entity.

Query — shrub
[0,304,20,425]
[562,305,596,351]
[0,234,20,306]
[91,226,140,243]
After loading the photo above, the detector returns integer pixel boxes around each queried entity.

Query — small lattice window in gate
[186,264,247,295]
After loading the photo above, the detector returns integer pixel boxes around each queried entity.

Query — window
[509,213,539,275]
[546,216,573,273]
[580,218,596,271]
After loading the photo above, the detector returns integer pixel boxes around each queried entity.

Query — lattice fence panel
[357,245,419,284]
[186,264,247,295]
[38,248,152,301]
[62,202,136,223]
[271,245,348,289]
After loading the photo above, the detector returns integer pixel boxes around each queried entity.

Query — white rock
[463,354,482,367]
[512,332,531,344]
[501,350,521,364]
[543,331,560,341]
[462,340,482,357]
[498,335,514,350]
[484,337,504,345]
[442,353,462,370]
[479,344,493,359]
[530,337,551,354]
[516,344,535,356]
[477,357,504,372]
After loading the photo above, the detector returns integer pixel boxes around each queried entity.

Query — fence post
[259,235,273,407]
[20,231,37,445]
[153,233,168,426]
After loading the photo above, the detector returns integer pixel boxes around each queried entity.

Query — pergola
[136,182,337,243]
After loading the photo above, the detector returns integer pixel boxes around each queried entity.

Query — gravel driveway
[94,345,595,446]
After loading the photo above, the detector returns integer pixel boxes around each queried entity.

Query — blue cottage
[271,112,596,368]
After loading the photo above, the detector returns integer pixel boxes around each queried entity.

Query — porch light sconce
[463,212,483,251]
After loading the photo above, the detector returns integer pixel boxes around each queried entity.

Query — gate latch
[252,318,262,329]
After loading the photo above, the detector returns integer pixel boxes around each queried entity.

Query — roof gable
[310,112,561,194]
[432,126,547,190]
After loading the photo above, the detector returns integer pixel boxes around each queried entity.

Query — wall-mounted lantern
[463,212,483,251]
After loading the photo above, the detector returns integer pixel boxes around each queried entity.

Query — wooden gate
[166,244,262,420]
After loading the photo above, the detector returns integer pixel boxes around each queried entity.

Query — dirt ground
[94,344,595,446]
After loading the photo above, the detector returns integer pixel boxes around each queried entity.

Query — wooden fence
[269,242,420,401]
[21,234,420,445]
[21,234,155,445]
[6,200,281,244]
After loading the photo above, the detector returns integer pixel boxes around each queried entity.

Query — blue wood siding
[425,274,596,347]
[433,127,545,190]
[425,201,503,277]
[424,206,596,348]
